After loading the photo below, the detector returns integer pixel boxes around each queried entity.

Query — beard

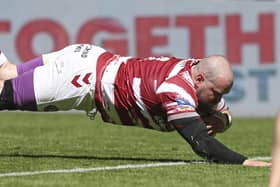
[197,101,218,116]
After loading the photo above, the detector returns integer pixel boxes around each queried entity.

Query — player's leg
[0,46,69,81]
[0,51,17,80]
[0,51,44,81]
[14,44,95,77]
[0,44,106,113]
[0,50,76,111]
[0,80,16,110]
[0,70,37,111]
[0,53,89,111]
[0,47,86,111]
[16,56,44,76]
[16,46,72,75]
[0,48,70,111]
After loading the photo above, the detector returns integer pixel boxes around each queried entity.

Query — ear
[195,74,205,84]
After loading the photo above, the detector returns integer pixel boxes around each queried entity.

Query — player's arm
[171,116,271,166]
[171,116,246,164]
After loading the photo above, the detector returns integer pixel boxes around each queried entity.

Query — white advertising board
[1,0,279,116]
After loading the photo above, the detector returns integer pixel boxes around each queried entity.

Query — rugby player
[0,44,271,166]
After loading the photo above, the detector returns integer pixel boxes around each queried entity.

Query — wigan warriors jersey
[95,53,228,132]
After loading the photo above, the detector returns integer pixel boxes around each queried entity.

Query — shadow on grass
[0,153,206,163]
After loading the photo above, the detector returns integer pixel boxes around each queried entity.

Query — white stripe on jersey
[101,56,124,124]
[166,60,187,79]
[165,102,179,107]
[156,82,196,107]
[132,77,161,131]
[132,78,145,111]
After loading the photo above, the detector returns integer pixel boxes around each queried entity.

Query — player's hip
[32,44,105,112]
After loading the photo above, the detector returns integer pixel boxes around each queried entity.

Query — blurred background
[1,0,279,117]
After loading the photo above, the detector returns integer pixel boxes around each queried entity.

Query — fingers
[206,126,216,136]
[242,159,272,167]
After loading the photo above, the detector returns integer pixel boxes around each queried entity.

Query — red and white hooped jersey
[33,44,227,130]
[95,52,228,132]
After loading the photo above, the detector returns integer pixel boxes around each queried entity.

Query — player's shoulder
[166,69,195,91]
[156,58,196,94]
[156,73,197,105]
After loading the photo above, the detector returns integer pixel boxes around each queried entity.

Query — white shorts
[33,44,106,113]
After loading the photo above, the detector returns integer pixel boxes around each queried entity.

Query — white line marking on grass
[0,162,188,178]
[250,156,271,161]
[0,156,271,178]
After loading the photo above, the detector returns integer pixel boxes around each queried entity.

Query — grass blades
[0,112,274,187]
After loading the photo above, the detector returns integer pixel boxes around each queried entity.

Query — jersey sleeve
[156,74,199,122]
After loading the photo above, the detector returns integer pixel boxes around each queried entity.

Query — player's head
[191,55,233,108]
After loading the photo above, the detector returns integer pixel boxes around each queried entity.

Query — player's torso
[97,56,198,131]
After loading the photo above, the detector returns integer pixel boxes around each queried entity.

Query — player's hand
[206,125,216,136]
[204,117,226,136]
[242,159,272,167]
[202,111,232,136]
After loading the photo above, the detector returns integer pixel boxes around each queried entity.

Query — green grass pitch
[0,112,274,187]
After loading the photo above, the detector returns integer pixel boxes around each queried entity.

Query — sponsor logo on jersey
[175,98,195,112]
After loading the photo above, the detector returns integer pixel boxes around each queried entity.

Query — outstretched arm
[171,117,271,166]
